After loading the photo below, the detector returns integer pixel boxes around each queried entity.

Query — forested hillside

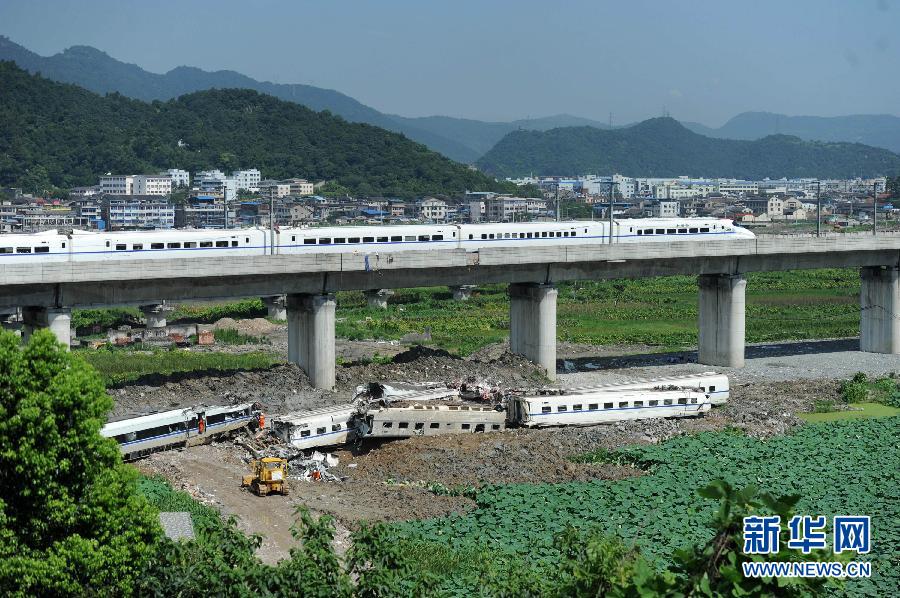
[0,62,509,197]
[477,117,900,178]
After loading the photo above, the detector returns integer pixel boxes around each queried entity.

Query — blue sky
[1,0,897,125]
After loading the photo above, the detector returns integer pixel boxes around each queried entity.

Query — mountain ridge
[476,117,900,179]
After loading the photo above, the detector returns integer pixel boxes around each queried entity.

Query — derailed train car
[365,403,507,438]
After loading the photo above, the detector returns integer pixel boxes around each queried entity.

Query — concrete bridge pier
[287,293,336,390]
[364,289,394,309]
[860,266,900,354]
[262,295,287,321]
[698,274,746,368]
[509,283,558,380]
[21,306,72,348]
[141,303,173,329]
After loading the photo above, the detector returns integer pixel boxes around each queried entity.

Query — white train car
[365,403,506,438]
[0,219,754,264]
[270,404,359,450]
[511,389,710,428]
[532,372,730,405]
[101,402,260,460]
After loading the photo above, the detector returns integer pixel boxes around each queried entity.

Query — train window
[216,241,228,247]
[382,422,393,428]
[245,237,250,243]
[481,233,487,239]
[656,229,664,234]
[475,424,485,432]
[634,401,644,407]
[541,232,547,238]
[363,236,374,242]
[318,238,331,244]
[588,403,598,410]
[199,241,212,248]
[404,235,415,241]
[377,236,388,242]
[678,229,687,234]
[645,229,653,234]
[584,228,587,233]
[35,246,50,253]
[398,422,408,429]
[167,242,181,249]
[334,238,346,244]
[700,227,709,233]
[116,244,127,251]
[489,234,495,239]
[618,402,628,409]
[61,242,66,248]
[151,243,165,249]
[492,424,501,430]
[106,241,110,247]
[573,404,582,411]
[603,402,613,409]
[709,385,716,392]
[418,235,430,241]
[461,423,471,430]
[132,244,142,250]
[541,406,551,414]
[183,242,195,248]
[292,236,296,242]
[557,231,563,237]
[678,398,688,405]
[664,399,673,406]
[0,248,12,253]
[429,422,440,429]
[571,231,577,237]
[332,424,342,431]
[667,229,676,234]
[348,237,361,243]
[414,422,424,430]
[304,238,316,245]
[649,400,659,406]
[689,228,698,233]
[433,234,443,241]
[690,397,697,404]
[637,230,643,236]
[231,241,238,247]
[300,430,310,438]
[526,233,532,239]
[557,405,567,412]
[468,234,474,240]
[391,236,402,242]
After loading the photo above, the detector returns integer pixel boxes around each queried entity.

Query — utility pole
[556,185,560,222]
[223,191,228,230]
[815,181,821,237]
[269,192,275,255]
[873,181,878,236]
[608,180,616,244]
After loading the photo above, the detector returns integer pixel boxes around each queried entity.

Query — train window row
[636,227,710,236]
[540,396,697,413]
[298,422,344,437]
[293,233,449,244]
[1,246,52,253]
[467,230,577,240]
[381,421,501,431]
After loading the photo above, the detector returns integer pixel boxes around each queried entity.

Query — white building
[416,198,447,221]
[99,175,134,196]
[717,180,759,196]
[232,169,261,191]
[196,169,227,182]
[162,169,190,188]
[285,178,314,197]
[133,175,173,196]
[260,180,291,199]
[651,201,680,218]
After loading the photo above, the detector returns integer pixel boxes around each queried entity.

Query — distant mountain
[0,62,511,197]
[682,112,900,154]
[476,117,900,179]
[0,36,607,162]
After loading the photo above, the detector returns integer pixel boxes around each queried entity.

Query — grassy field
[78,348,280,386]
[799,402,900,422]
[335,269,860,355]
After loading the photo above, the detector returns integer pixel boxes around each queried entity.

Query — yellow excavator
[242,457,289,496]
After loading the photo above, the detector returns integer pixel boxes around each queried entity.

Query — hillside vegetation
[477,117,900,179]
[0,62,509,197]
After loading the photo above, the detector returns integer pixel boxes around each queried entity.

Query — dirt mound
[212,317,281,336]
[390,345,457,364]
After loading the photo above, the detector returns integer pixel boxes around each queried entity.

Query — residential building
[99,175,134,196]
[485,197,547,221]
[103,196,175,229]
[285,178,314,197]
[162,169,190,187]
[133,174,173,196]
[232,169,261,191]
[196,169,226,182]
[415,197,447,221]
[651,200,680,218]
[259,180,291,199]
[718,180,759,196]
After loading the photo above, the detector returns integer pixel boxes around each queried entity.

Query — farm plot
[393,417,899,596]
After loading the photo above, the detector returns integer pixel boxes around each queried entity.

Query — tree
[0,330,161,596]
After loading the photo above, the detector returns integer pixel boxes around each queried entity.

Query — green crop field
[393,418,899,596]
[335,269,860,355]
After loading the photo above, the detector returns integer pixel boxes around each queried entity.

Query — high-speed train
[0,218,754,264]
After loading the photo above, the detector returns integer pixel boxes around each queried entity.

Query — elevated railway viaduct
[1,232,898,389]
